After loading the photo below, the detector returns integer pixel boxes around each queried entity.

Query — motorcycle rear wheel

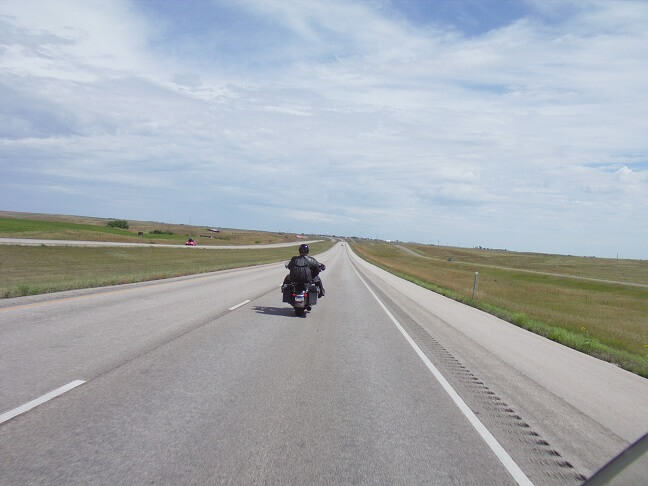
[295,308,305,317]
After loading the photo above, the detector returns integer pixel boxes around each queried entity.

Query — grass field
[351,240,648,378]
[0,211,334,298]
[0,241,334,298]
[0,211,303,246]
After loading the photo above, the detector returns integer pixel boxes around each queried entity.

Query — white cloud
[1,0,647,257]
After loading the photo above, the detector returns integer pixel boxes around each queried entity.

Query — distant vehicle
[185,238,196,246]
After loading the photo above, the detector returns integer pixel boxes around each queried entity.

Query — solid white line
[229,299,251,311]
[352,267,534,486]
[0,380,86,425]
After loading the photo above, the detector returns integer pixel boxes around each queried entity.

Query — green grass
[351,240,648,378]
[0,240,334,298]
[0,212,311,246]
[0,217,134,238]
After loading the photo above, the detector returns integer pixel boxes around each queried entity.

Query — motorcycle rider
[284,243,325,297]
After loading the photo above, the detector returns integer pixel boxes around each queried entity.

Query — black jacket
[287,254,322,276]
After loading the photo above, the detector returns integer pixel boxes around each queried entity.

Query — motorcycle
[281,262,325,317]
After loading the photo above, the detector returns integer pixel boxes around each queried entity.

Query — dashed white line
[352,266,534,486]
[229,300,251,311]
[0,380,86,425]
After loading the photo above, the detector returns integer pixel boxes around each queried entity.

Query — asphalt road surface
[1,243,647,485]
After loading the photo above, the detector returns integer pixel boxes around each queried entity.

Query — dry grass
[405,243,648,285]
[351,240,648,377]
[0,210,334,298]
[0,211,305,246]
[0,241,334,298]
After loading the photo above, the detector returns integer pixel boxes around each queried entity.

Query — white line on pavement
[229,300,251,311]
[352,266,534,486]
[0,380,86,425]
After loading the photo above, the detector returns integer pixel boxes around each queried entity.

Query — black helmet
[299,243,309,254]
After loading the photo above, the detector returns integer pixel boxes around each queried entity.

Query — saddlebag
[308,284,318,305]
[282,285,292,303]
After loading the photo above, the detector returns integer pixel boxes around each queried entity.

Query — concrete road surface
[1,243,646,485]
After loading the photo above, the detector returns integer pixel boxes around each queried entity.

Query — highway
[1,243,647,485]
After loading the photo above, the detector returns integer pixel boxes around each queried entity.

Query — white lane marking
[352,267,534,486]
[0,380,86,425]
[229,299,251,311]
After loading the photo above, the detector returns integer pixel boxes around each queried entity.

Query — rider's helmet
[299,243,309,255]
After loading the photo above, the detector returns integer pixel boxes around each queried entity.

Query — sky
[1,0,647,259]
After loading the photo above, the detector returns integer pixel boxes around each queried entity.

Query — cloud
[1,0,647,257]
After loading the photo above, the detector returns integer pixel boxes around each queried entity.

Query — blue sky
[1,0,647,258]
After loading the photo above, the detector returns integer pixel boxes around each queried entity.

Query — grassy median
[0,241,334,299]
[0,212,334,297]
[351,240,648,378]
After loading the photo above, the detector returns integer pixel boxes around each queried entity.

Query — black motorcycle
[282,281,319,317]
[281,262,324,317]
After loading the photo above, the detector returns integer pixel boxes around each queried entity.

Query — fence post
[472,271,479,299]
